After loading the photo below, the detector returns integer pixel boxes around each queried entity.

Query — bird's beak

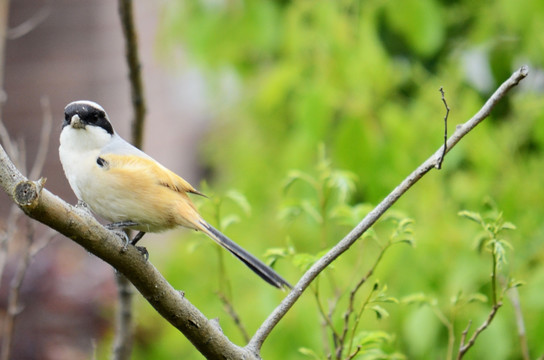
[71,115,85,129]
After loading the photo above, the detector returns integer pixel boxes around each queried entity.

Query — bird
[59,100,291,289]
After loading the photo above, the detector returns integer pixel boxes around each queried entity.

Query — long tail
[198,221,292,289]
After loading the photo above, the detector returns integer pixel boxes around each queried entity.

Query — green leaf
[395,238,415,247]
[371,305,390,319]
[219,214,240,231]
[507,279,525,289]
[328,169,358,203]
[300,200,323,224]
[458,210,484,225]
[292,253,318,272]
[298,347,321,360]
[500,221,517,231]
[278,205,302,222]
[283,170,317,194]
[225,189,251,215]
[402,293,435,306]
[354,330,392,348]
[466,293,488,304]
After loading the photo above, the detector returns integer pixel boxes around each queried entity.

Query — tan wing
[99,154,205,197]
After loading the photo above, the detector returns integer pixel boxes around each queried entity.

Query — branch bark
[246,65,529,353]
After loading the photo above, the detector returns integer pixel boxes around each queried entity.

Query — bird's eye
[87,112,100,124]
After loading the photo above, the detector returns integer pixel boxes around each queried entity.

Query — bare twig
[112,273,135,360]
[246,66,529,353]
[456,303,502,359]
[0,94,54,360]
[0,219,53,360]
[0,220,34,360]
[114,1,147,358]
[507,287,530,360]
[0,0,8,104]
[345,244,390,357]
[7,6,50,40]
[430,305,455,360]
[118,0,146,148]
[436,87,450,169]
[217,292,250,343]
[28,97,52,180]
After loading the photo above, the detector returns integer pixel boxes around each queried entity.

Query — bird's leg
[105,221,139,250]
[131,232,149,261]
[104,223,148,259]
[131,231,146,245]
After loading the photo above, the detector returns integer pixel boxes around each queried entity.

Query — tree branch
[0,148,257,359]
[246,66,529,353]
[456,303,502,359]
[118,0,146,148]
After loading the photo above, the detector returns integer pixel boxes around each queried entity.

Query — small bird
[59,100,291,289]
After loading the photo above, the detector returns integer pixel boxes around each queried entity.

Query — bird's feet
[108,229,131,250]
[104,224,148,260]
[75,200,93,215]
[135,246,149,261]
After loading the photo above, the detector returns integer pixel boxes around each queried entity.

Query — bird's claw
[108,229,131,251]
[76,200,88,209]
[135,246,149,261]
[75,200,93,215]
[104,225,147,258]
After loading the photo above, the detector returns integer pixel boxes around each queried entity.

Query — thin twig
[118,0,146,148]
[7,6,50,40]
[0,93,54,360]
[114,1,147,358]
[456,303,502,359]
[507,286,530,360]
[112,273,135,360]
[345,244,390,357]
[0,220,34,360]
[436,87,450,169]
[0,219,53,360]
[0,0,8,104]
[312,282,341,352]
[217,292,250,343]
[28,97,52,181]
[246,66,528,354]
[430,305,455,360]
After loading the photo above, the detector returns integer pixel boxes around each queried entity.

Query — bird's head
[61,100,115,151]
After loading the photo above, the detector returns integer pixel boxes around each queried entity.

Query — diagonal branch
[246,66,529,353]
[0,149,257,360]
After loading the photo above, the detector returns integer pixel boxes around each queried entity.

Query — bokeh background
[1,0,543,359]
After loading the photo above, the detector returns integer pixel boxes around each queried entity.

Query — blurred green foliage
[132,0,543,358]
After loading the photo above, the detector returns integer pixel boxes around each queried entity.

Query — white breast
[59,125,112,201]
